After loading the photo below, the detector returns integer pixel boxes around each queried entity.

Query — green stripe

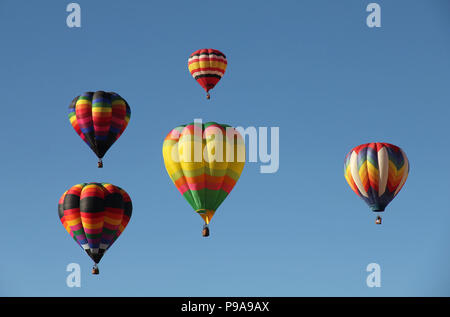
[85,233,102,239]
[73,229,85,236]
[101,227,116,235]
[182,188,230,211]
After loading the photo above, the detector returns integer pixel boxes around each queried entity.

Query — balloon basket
[92,264,99,275]
[375,216,382,225]
[202,226,210,237]
[98,160,103,168]
[206,93,210,100]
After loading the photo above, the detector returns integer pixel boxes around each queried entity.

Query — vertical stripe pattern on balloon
[344,142,409,212]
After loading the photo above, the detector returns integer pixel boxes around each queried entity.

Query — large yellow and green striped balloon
[163,122,245,235]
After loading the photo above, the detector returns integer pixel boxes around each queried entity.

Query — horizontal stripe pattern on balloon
[162,122,245,225]
[188,49,227,94]
[58,183,132,264]
[68,91,131,160]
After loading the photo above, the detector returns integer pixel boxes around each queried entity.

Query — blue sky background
[0,0,449,296]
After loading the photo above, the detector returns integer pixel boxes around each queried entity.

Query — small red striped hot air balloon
[188,49,227,99]
[344,143,409,224]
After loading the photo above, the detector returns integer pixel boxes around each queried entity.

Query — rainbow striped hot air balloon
[188,49,227,99]
[344,142,409,224]
[58,183,132,274]
[68,91,131,168]
[162,122,245,236]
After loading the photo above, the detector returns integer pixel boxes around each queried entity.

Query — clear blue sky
[0,0,449,296]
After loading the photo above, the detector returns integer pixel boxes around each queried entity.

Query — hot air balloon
[162,122,245,236]
[58,183,132,274]
[68,91,131,168]
[188,49,227,99]
[344,143,409,224]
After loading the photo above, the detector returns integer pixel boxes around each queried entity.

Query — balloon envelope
[188,49,227,98]
[344,142,409,212]
[58,183,132,264]
[163,122,245,225]
[68,91,131,163]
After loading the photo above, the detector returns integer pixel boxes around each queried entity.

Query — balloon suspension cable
[92,263,99,275]
[206,92,211,100]
[98,159,103,168]
[375,215,382,225]
[202,224,210,237]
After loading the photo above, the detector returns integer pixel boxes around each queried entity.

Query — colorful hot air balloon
[68,91,131,167]
[162,122,245,236]
[344,142,409,224]
[58,183,132,274]
[188,49,227,99]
